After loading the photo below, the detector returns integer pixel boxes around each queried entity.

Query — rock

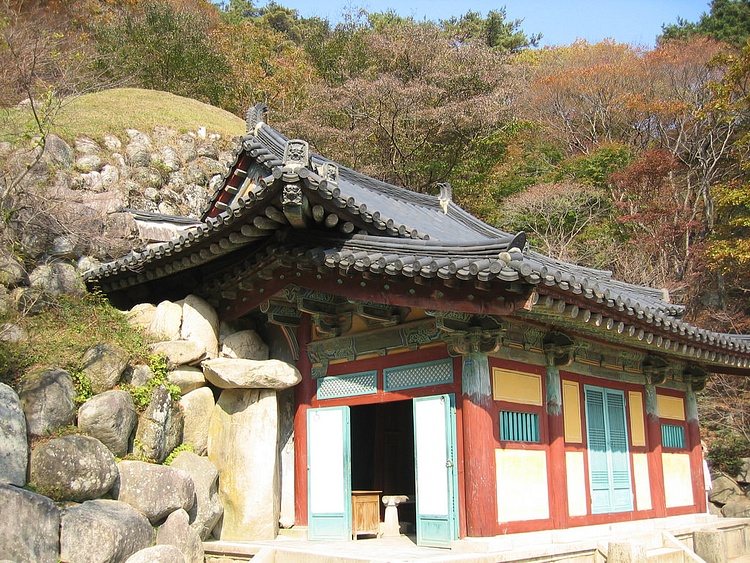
[30,434,117,502]
[133,384,184,463]
[44,133,74,168]
[0,483,60,563]
[49,235,79,259]
[158,146,183,171]
[202,358,301,390]
[221,330,269,360]
[151,340,206,366]
[709,473,743,505]
[78,170,103,192]
[101,163,120,187]
[75,153,102,172]
[103,134,122,151]
[60,499,154,563]
[0,384,27,486]
[722,495,750,517]
[170,451,223,540]
[126,363,154,387]
[18,367,76,435]
[169,366,205,395]
[77,390,138,457]
[156,508,204,563]
[208,388,279,540]
[126,142,152,167]
[113,460,195,524]
[75,136,101,154]
[148,300,183,340]
[181,294,219,358]
[125,545,186,563]
[0,323,27,342]
[28,262,85,296]
[81,342,130,395]
[126,302,157,331]
[180,387,214,456]
[0,251,27,287]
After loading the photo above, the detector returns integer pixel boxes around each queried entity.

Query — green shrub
[706,433,750,476]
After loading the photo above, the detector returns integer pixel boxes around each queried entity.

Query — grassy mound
[55,88,247,143]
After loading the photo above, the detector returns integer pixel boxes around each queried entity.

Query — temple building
[86,104,750,548]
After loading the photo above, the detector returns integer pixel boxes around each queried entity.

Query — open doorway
[350,400,416,532]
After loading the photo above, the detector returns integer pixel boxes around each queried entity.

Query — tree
[496,181,611,264]
[211,20,316,118]
[90,0,230,106]
[661,0,750,49]
[440,9,541,52]
[277,19,515,193]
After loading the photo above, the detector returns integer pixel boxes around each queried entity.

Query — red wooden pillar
[461,351,498,537]
[645,382,667,517]
[545,355,568,528]
[686,384,706,513]
[294,316,315,527]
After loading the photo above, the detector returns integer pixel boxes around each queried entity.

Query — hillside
[54,88,247,144]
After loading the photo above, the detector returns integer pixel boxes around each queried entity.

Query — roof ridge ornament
[283,139,310,171]
[246,103,268,133]
[437,183,452,214]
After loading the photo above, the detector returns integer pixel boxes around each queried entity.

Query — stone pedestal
[381,495,409,537]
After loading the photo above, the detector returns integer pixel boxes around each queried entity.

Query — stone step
[646,546,686,563]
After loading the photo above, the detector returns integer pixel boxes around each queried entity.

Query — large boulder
[170,451,223,540]
[28,262,85,296]
[179,387,214,456]
[30,434,117,502]
[126,302,157,331]
[0,251,26,288]
[81,342,130,395]
[709,473,743,506]
[0,483,60,563]
[44,133,74,167]
[156,508,204,563]
[202,358,301,390]
[125,545,186,563]
[220,330,269,360]
[168,366,205,395]
[150,340,206,366]
[722,495,750,518]
[113,460,195,524]
[18,367,76,435]
[77,390,137,457]
[60,499,154,563]
[147,300,183,341]
[0,383,28,486]
[208,388,279,540]
[132,384,183,463]
[181,294,218,358]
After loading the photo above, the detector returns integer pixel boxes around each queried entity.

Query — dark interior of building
[350,400,416,531]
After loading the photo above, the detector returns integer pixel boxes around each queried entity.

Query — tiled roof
[85,106,750,372]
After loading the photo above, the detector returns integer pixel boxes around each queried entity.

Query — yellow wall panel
[632,453,652,511]
[663,453,694,507]
[658,395,685,421]
[629,391,646,447]
[563,381,582,443]
[493,369,542,406]
[565,451,587,516]
[496,449,550,522]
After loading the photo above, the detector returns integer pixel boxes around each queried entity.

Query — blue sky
[277,0,711,48]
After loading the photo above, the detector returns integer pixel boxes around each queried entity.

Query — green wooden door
[413,394,459,548]
[307,406,352,540]
[584,386,633,514]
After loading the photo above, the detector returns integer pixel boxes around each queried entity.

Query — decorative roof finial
[437,183,452,214]
[246,103,268,133]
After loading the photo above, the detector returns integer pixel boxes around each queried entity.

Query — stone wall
[0,293,300,563]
